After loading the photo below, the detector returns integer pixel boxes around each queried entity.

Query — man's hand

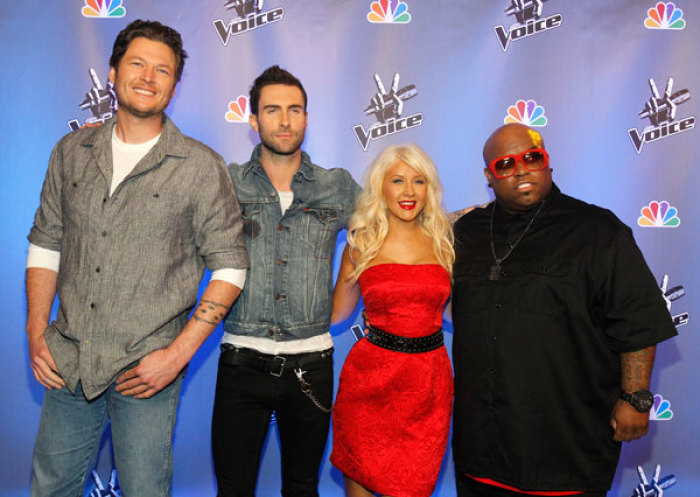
[115,280,241,399]
[610,399,650,442]
[26,267,62,389]
[115,348,183,399]
[28,328,65,389]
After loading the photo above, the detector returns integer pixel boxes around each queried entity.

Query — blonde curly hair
[347,143,454,281]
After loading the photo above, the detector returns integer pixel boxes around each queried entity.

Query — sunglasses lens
[523,150,547,170]
[493,157,515,177]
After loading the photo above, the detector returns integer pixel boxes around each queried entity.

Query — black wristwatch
[620,389,654,413]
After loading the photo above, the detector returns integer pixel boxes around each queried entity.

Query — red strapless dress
[331,264,453,497]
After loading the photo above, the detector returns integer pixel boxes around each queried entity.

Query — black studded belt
[366,325,444,353]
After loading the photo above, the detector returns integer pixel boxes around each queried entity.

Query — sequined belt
[366,325,444,353]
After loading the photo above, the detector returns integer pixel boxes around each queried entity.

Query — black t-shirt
[451,184,677,492]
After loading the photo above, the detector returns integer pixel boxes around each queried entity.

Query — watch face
[631,390,654,412]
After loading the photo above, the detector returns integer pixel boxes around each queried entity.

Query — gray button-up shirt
[28,116,248,399]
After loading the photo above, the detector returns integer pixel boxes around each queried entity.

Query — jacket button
[277,224,285,231]
[268,329,274,336]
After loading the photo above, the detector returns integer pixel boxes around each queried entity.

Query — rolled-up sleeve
[192,153,248,271]
[28,141,64,251]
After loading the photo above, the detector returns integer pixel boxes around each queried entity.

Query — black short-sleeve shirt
[451,184,677,492]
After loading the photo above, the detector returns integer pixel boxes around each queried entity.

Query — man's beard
[260,133,304,156]
[117,99,165,120]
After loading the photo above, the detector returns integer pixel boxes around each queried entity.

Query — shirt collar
[80,114,188,160]
[243,144,315,181]
[494,183,561,224]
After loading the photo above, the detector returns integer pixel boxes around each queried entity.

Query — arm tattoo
[620,346,656,391]
[193,299,228,326]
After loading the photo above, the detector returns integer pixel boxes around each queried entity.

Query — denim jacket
[224,145,361,340]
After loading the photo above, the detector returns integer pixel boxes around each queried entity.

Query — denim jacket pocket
[303,205,341,260]
[240,203,262,239]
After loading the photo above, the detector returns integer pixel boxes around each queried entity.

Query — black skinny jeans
[212,349,333,497]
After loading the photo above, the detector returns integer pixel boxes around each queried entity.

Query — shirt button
[89,303,95,309]
[95,267,100,273]
[491,335,498,341]
[489,368,497,376]
[102,198,107,204]
[495,302,502,309]
[101,231,107,237]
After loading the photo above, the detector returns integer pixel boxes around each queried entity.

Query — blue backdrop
[1,1,697,496]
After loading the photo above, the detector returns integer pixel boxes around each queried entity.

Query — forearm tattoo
[193,299,228,326]
[621,346,656,390]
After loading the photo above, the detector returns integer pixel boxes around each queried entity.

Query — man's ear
[249,113,259,133]
[109,67,116,84]
[484,168,494,188]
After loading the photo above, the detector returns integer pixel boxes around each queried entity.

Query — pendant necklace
[489,200,545,281]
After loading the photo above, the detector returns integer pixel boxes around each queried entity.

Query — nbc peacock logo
[367,0,412,24]
[504,99,547,126]
[644,2,686,30]
[637,201,680,228]
[81,0,126,18]
[649,394,673,421]
[225,96,251,123]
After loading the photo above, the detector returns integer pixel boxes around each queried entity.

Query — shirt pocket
[515,262,573,317]
[303,205,341,260]
[61,178,99,230]
[239,202,262,240]
[452,261,493,313]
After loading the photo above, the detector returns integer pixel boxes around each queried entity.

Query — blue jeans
[31,375,183,497]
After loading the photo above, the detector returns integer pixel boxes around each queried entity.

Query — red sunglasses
[488,148,549,179]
